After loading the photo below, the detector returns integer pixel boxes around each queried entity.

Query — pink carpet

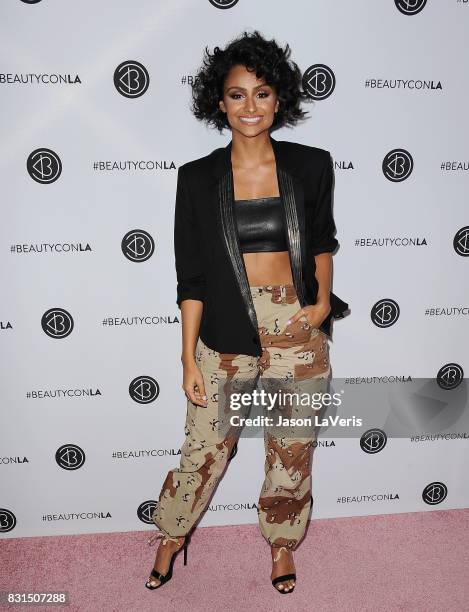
[1,509,468,611]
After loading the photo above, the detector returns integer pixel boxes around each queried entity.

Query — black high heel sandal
[271,546,296,594]
[145,531,189,590]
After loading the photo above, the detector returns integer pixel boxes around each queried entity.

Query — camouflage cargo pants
[151,283,331,550]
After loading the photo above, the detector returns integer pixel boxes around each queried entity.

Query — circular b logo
[27,148,62,184]
[437,363,464,390]
[422,482,447,505]
[41,308,74,338]
[371,299,400,328]
[137,500,158,524]
[129,376,160,404]
[360,428,387,454]
[55,444,86,470]
[302,64,336,100]
[382,149,413,182]
[208,0,239,7]
[122,230,155,262]
[0,509,17,533]
[114,61,150,98]
[453,226,469,256]
[395,0,427,16]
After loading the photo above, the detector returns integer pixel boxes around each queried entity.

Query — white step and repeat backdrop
[1,0,468,538]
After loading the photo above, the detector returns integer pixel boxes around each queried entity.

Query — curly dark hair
[190,30,310,133]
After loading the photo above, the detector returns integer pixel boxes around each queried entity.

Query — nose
[244,96,257,113]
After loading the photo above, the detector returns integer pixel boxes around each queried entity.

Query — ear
[219,100,226,113]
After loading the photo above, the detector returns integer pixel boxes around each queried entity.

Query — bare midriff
[242,251,293,286]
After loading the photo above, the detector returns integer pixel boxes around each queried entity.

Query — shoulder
[277,139,330,162]
[276,139,331,179]
[177,146,222,181]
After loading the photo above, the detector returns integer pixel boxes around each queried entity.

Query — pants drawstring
[148,530,183,547]
[273,546,289,562]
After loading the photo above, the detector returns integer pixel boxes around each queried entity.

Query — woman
[145,30,348,594]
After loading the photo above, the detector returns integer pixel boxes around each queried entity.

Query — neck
[230,130,274,169]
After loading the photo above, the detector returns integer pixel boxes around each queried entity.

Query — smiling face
[218,63,279,137]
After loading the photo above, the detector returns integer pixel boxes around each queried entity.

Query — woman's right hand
[182,359,208,407]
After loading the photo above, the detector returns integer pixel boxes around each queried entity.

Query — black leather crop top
[234,196,289,253]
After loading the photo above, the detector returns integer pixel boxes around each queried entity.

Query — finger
[195,384,208,406]
[184,385,207,407]
[194,382,207,406]
[186,390,206,407]
[286,309,305,325]
[195,378,207,401]
[194,391,208,406]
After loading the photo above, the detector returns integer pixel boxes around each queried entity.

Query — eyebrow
[225,84,270,92]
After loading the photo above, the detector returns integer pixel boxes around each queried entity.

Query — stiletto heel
[145,530,190,590]
[183,539,188,565]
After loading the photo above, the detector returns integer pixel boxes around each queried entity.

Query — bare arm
[178,299,207,407]
[180,299,203,365]
[313,252,332,320]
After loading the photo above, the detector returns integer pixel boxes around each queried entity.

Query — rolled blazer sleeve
[311,152,339,256]
[174,165,206,308]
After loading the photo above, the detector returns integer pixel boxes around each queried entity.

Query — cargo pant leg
[255,288,331,551]
[151,336,258,538]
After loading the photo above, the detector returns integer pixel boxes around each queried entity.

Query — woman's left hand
[286,301,331,330]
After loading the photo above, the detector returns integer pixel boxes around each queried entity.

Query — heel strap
[148,530,185,547]
[150,568,166,581]
[272,573,296,586]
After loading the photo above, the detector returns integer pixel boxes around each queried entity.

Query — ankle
[271,545,292,561]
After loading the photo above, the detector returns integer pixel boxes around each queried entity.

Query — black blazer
[174,133,349,357]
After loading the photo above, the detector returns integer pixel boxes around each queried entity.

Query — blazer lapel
[213,134,307,335]
[276,165,307,307]
[218,168,259,332]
